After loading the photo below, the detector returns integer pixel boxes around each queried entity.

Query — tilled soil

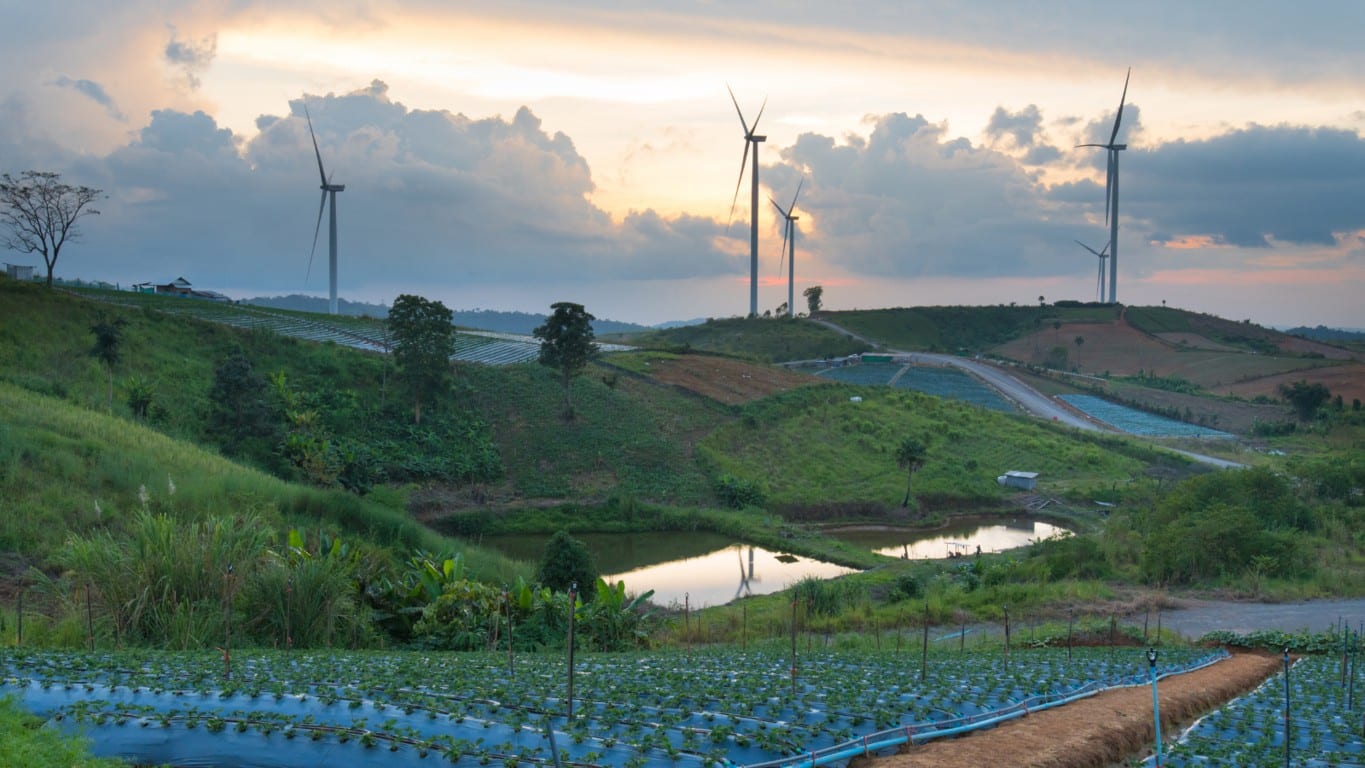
[856,651,1281,768]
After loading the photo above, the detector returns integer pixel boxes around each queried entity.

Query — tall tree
[1279,379,1331,421]
[89,315,126,411]
[895,437,928,508]
[388,294,454,424]
[0,171,103,287]
[533,302,599,420]
[208,352,278,458]
[803,285,824,314]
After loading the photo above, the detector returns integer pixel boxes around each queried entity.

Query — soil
[643,355,827,405]
[856,651,1281,768]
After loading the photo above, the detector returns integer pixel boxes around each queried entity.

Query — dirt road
[861,652,1281,768]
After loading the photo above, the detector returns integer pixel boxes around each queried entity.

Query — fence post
[15,589,21,648]
[85,583,94,652]
[1067,610,1074,663]
[566,583,577,720]
[1003,605,1011,669]
[920,602,929,683]
[1283,647,1291,768]
[1148,648,1163,767]
[790,598,799,696]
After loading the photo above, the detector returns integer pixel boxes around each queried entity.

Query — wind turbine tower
[1078,69,1130,305]
[1075,239,1110,303]
[771,179,803,318]
[306,106,346,315]
[727,86,767,317]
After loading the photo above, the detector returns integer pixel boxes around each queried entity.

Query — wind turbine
[1074,239,1110,303]
[305,106,345,315]
[770,178,803,319]
[726,86,766,318]
[1077,69,1130,305]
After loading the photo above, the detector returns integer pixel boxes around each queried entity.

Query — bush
[715,474,767,509]
[536,530,598,597]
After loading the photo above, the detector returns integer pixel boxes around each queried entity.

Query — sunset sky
[3,1,1364,327]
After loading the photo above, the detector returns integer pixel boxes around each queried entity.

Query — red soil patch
[1216,362,1365,404]
[644,355,827,405]
[860,651,1280,768]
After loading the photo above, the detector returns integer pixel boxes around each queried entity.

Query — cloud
[164,25,218,89]
[63,80,735,298]
[764,112,1085,280]
[51,76,125,122]
[1123,124,1365,249]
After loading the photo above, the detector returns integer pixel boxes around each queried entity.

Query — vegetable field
[1152,654,1364,766]
[1058,394,1232,438]
[1,646,1223,768]
[816,363,1015,412]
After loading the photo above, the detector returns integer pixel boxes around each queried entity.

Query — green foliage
[122,374,156,420]
[0,696,125,767]
[791,575,865,616]
[1279,379,1332,420]
[536,530,599,597]
[715,473,767,509]
[894,436,928,507]
[578,578,656,651]
[412,578,505,651]
[208,351,280,460]
[388,293,455,424]
[1139,467,1312,585]
[803,285,823,314]
[533,301,600,420]
[58,505,263,649]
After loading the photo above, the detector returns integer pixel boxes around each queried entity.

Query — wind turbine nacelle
[752,135,767,142]
[1112,144,1127,151]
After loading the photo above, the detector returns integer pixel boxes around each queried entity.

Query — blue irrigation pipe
[1148,648,1163,767]
[743,650,1229,768]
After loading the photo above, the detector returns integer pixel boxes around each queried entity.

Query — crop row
[1152,654,1364,767]
[1058,394,1232,438]
[1,646,1223,768]
[815,363,1013,412]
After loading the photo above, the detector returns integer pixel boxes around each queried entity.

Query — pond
[824,516,1071,559]
[473,530,856,608]
[475,516,1070,608]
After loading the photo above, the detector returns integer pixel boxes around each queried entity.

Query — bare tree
[0,171,104,287]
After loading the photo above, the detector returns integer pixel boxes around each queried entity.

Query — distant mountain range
[242,294,670,334]
[1286,325,1365,342]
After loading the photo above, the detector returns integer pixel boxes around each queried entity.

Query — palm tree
[895,437,928,508]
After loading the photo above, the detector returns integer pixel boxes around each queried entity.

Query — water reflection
[604,544,856,609]
[475,531,855,609]
[826,518,1070,559]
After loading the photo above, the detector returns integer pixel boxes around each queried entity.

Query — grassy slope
[698,384,1191,512]
[613,316,871,362]
[827,305,1121,353]
[0,381,523,581]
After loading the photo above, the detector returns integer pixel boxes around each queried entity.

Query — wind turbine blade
[751,96,768,133]
[1074,239,1102,257]
[1109,68,1131,146]
[726,142,750,230]
[305,106,328,186]
[777,222,789,279]
[1104,153,1115,225]
[789,177,804,210]
[770,195,789,218]
[307,191,326,281]
[1100,240,1111,257]
[726,84,750,132]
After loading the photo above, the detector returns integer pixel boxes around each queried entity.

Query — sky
[2,1,1364,328]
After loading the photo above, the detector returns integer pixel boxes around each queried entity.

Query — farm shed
[997,470,1039,490]
[4,263,34,280]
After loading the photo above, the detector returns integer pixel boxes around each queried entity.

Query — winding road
[809,319,1244,469]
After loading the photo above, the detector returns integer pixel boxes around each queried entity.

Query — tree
[894,437,928,508]
[208,352,278,458]
[0,171,103,287]
[803,285,824,314]
[1279,379,1331,421]
[533,301,599,420]
[388,294,454,425]
[89,315,126,411]
[536,530,598,600]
